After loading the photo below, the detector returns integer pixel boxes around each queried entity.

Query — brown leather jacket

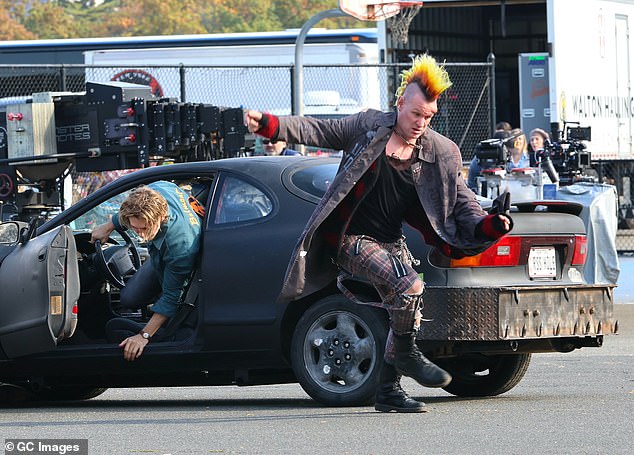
[276,109,499,301]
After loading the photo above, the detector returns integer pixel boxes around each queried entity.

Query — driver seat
[105,266,201,344]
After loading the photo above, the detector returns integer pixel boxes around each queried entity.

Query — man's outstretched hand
[244,110,263,133]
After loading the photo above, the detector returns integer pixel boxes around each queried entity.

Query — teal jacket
[113,181,201,317]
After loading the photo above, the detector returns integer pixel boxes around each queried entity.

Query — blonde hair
[119,185,168,231]
[511,127,527,153]
[395,54,453,104]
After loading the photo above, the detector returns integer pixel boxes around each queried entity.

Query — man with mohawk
[245,54,512,413]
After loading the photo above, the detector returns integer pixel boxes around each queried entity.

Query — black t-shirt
[346,153,418,242]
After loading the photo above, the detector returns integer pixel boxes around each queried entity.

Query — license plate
[528,247,557,278]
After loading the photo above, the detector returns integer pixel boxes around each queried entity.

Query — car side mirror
[0,222,20,245]
[19,216,40,245]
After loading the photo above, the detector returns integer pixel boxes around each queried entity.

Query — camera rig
[473,136,514,170]
[0,81,250,220]
[472,124,594,200]
[538,124,592,185]
[473,124,592,185]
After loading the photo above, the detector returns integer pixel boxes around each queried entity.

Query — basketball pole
[292,8,348,117]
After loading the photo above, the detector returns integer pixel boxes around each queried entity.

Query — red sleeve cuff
[257,112,279,139]
[478,214,507,239]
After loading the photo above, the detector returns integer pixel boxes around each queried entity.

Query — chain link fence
[593,160,634,251]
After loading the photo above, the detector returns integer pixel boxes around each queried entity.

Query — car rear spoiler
[513,200,584,216]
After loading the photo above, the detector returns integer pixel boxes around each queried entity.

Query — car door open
[0,225,80,358]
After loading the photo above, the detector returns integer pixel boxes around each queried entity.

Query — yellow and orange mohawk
[394,54,452,105]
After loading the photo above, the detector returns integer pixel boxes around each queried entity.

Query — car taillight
[450,236,521,268]
[572,234,588,265]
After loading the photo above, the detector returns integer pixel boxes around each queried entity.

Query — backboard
[339,0,409,21]
[340,0,423,44]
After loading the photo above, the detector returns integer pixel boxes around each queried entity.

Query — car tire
[34,386,108,401]
[438,353,531,397]
[290,294,388,407]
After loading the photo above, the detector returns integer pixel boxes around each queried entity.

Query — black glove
[477,191,513,239]
[489,190,511,216]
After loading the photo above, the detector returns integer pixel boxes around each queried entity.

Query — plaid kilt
[336,234,423,335]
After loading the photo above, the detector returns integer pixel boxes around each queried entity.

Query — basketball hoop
[387,2,422,44]
[339,0,423,44]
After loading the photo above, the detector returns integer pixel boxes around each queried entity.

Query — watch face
[141,331,150,339]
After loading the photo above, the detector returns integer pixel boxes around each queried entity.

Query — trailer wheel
[438,353,531,397]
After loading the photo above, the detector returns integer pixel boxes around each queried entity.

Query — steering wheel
[94,228,142,289]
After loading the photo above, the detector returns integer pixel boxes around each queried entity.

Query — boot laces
[408,346,431,364]
[384,383,409,400]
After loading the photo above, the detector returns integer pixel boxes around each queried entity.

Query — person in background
[245,54,512,413]
[263,138,301,156]
[529,128,550,153]
[495,121,512,132]
[506,128,530,171]
[528,128,551,166]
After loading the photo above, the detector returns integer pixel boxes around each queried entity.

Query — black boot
[392,333,452,388]
[374,362,426,413]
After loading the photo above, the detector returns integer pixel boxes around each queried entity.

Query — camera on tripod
[540,124,592,185]
[473,136,512,170]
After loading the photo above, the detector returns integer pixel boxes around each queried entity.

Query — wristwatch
[139,330,151,341]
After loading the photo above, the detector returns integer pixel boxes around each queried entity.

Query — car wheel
[34,386,108,401]
[291,294,388,406]
[439,353,531,397]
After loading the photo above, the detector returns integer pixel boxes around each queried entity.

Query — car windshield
[70,191,131,233]
[69,190,142,244]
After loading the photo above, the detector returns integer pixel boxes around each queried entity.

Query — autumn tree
[14,0,370,39]
[60,0,124,38]
[105,0,207,36]
[271,0,362,30]
[198,0,363,34]
[198,0,281,33]
[24,1,76,39]
[0,0,36,40]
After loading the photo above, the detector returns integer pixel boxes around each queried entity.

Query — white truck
[83,28,386,117]
[545,0,633,161]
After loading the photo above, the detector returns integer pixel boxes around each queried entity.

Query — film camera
[537,125,592,185]
[473,134,515,170]
[0,81,251,220]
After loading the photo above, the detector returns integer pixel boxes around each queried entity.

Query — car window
[290,163,338,198]
[214,176,272,224]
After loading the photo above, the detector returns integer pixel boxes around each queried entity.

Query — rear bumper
[421,284,617,342]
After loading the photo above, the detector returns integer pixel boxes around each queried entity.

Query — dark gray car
[0,157,617,406]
